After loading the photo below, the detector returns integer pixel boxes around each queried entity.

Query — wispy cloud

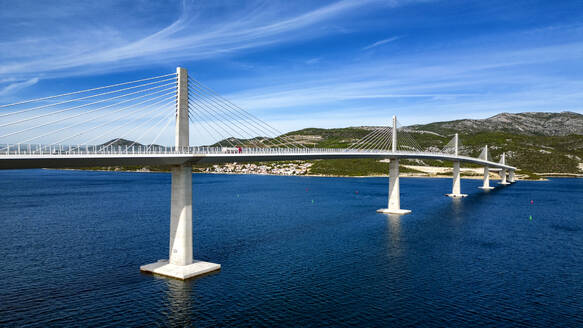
[226,38,583,128]
[0,0,384,80]
[362,36,401,50]
[0,78,39,96]
[306,57,322,65]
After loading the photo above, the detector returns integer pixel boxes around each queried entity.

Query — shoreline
[42,168,571,181]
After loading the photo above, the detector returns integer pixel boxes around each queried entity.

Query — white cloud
[0,78,39,96]
[0,0,383,80]
[362,36,401,50]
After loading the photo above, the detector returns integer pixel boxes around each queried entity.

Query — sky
[1,0,583,133]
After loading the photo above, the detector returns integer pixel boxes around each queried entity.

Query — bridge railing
[1,144,415,156]
[0,144,479,158]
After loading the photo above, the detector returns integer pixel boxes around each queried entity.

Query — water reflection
[384,214,402,257]
[163,278,194,327]
[450,198,464,219]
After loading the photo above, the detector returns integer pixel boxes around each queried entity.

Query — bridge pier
[446,161,467,198]
[140,165,220,279]
[479,166,495,190]
[498,153,510,185]
[141,66,220,280]
[509,170,516,183]
[377,159,411,215]
[499,168,509,185]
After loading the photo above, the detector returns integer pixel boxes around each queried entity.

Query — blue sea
[0,170,581,327]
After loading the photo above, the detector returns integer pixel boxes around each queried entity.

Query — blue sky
[1,0,582,132]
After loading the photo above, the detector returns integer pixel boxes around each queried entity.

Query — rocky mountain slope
[407,111,583,136]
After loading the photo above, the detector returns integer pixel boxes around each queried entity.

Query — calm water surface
[0,170,581,327]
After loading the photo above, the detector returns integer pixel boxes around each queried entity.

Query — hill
[407,111,583,136]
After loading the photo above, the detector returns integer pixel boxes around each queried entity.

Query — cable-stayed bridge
[0,67,517,280]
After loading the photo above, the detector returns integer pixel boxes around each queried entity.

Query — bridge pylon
[478,145,495,190]
[377,116,411,215]
[446,133,467,198]
[141,67,221,280]
[498,152,510,185]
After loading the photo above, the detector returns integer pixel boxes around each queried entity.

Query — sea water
[0,170,581,327]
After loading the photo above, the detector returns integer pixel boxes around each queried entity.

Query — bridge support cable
[440,133,464,156]
[0,73,176,111]
[0,86,176,145]
[189,77,306,149]
[380,126,394,151]
[188,105,239,148]
[353,127,386,151]
[66,95,177,151]
[478,145,493,162]
[146,111,176,152]
[188,108,237,148]
[188,86,271,149]
[125,108,176,150]
[0,82,177,129]
[358,128,387,151]
[395,118,423,153]
[188,82,304,149]
[20,91,177,148]
[347,126,393,152]
[366,128,393,151]
[188,83,293,149]
[96,101,176,151]
[0,77,177,121]
[347,117,425,154]
[188,99,264,149]
[0,72,182,150]
[188,88,278,149]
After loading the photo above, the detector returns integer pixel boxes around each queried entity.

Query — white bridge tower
[479,145,495,190]
[446,133,467,198]
[377,115,411,215]
[141,67,221,280]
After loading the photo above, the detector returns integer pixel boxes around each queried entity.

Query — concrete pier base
[446,161,467,198]
[498,168,510,185]
[141,260,220,280]
[376,208,412,214]
[446,193,468,198]
[377,159,411,215]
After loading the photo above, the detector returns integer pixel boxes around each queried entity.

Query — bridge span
[0,67,518,280]
[0,148,516,170]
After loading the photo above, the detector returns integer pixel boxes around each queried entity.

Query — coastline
[43,168,564,181]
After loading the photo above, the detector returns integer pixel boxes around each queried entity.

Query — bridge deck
[0,149,516,170]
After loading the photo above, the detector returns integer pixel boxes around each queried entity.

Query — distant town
[195,161,313,176]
